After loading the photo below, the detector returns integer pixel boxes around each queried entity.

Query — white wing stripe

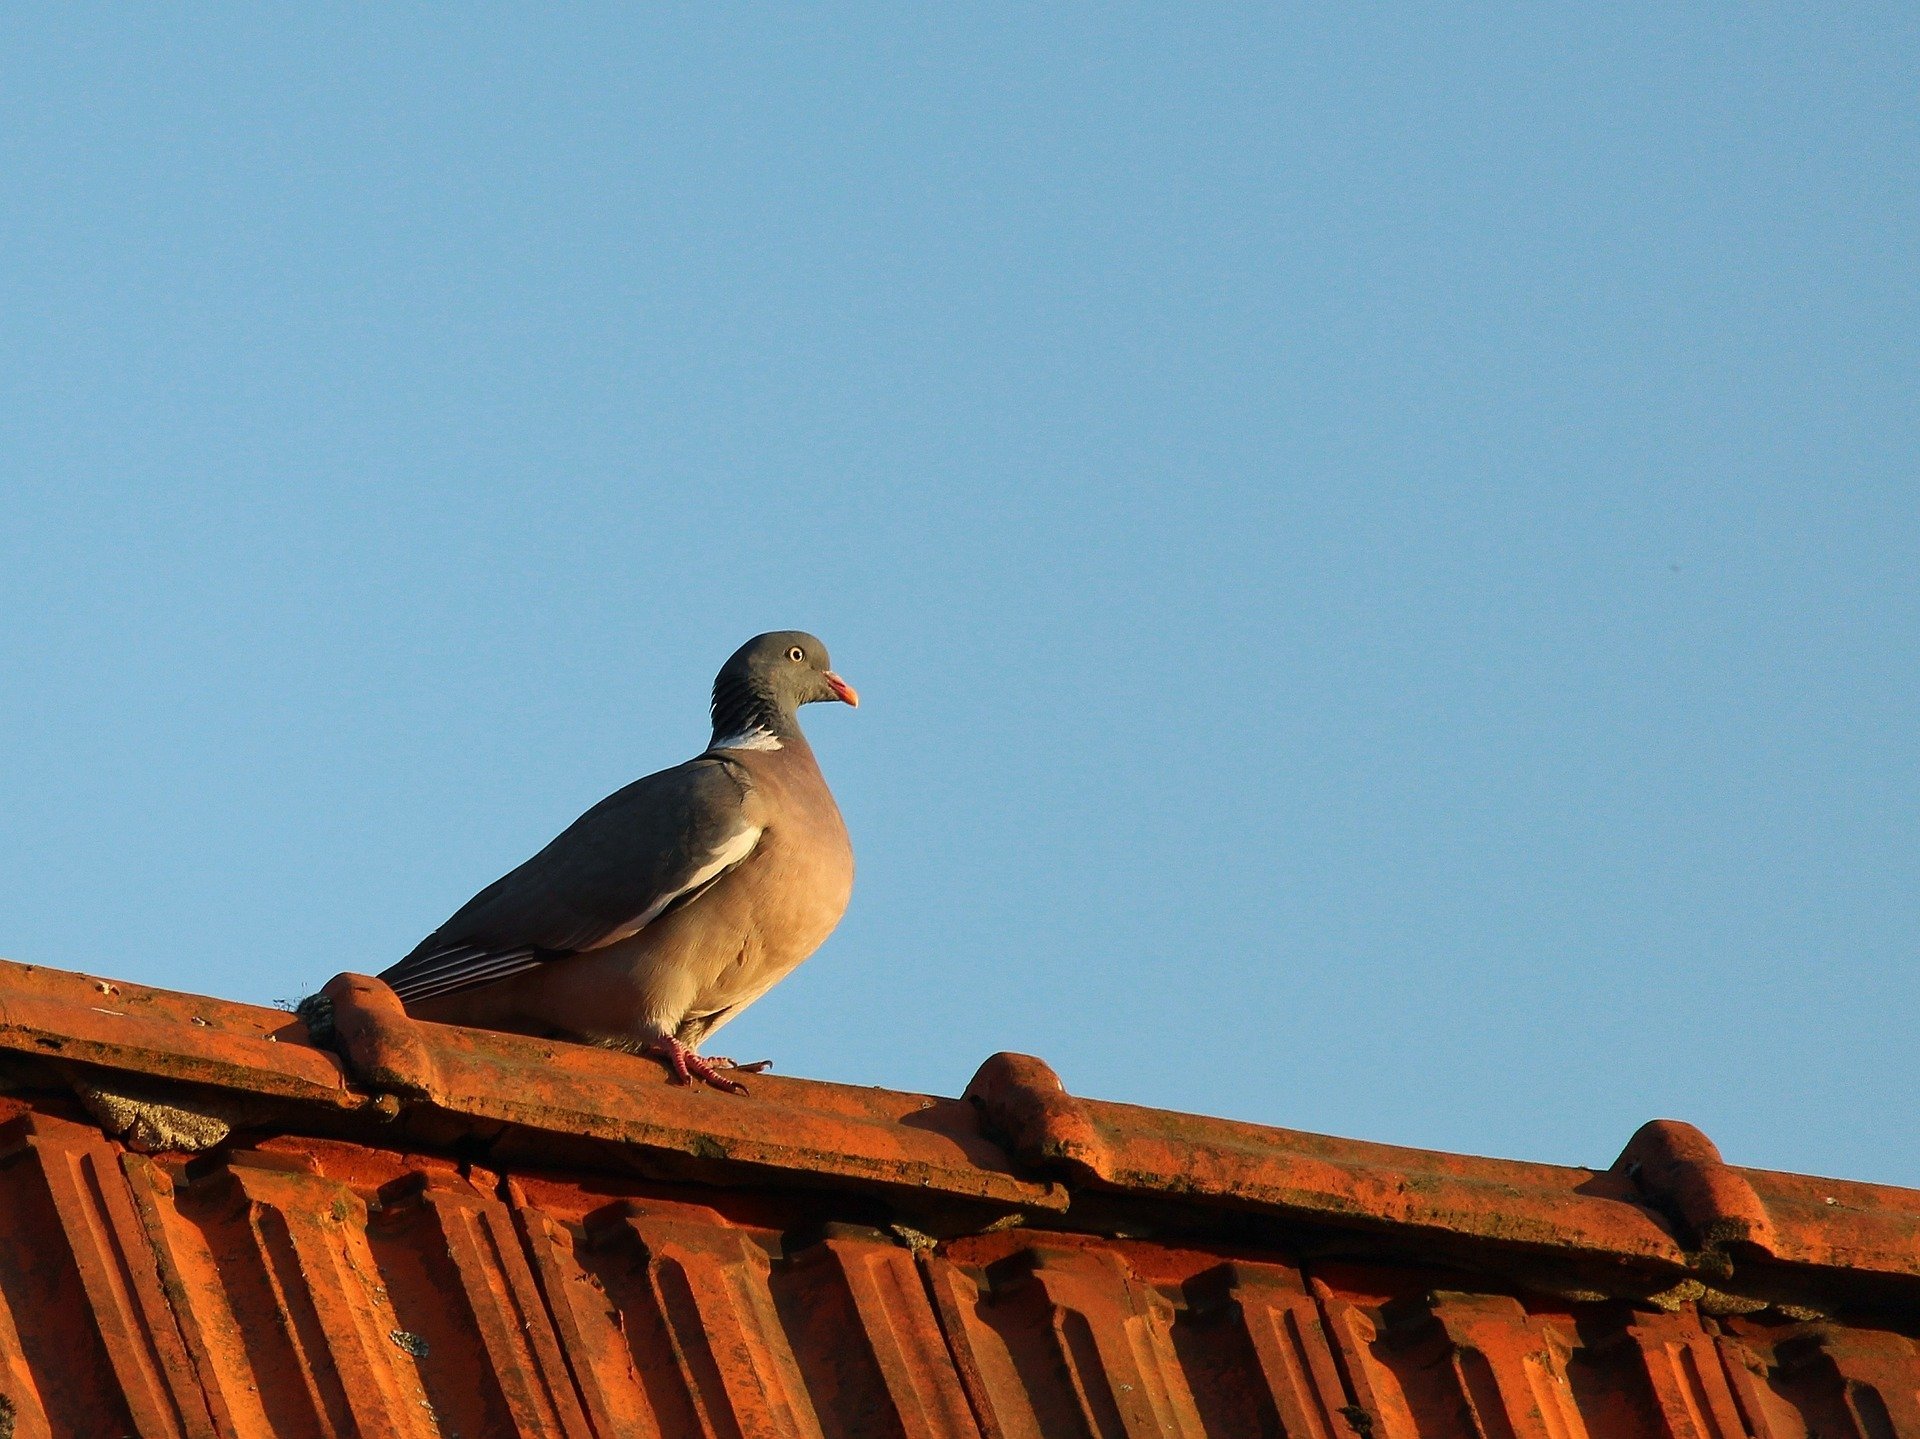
[621,824,762,934]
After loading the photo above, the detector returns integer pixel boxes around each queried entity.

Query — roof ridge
[0,955,1913,1318]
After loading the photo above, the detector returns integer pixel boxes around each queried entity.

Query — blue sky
[3,9,1914,1185]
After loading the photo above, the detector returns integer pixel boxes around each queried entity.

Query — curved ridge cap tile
[310,994,1064,1210]
[0,962,358,1108]
[965,1053,1688,1267]
[321,971,443,1101]
[1731,1166,1920,1279]
[1614,1119,1778,1255]
[1077,1095,1689,1264]
[1614,1121,1920,1281]
[964,1052,1112,1182]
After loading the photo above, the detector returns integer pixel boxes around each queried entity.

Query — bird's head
[710,631,857,747]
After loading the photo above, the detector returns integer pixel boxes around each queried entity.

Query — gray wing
[381,755,760,1006]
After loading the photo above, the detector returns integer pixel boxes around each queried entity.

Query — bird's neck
[709,683,800,752]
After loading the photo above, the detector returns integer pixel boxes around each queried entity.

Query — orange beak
[824,671,859,707]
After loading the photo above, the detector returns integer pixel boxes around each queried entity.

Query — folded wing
[381,756,761,1006]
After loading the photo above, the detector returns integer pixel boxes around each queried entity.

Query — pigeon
[375,631,857,1093]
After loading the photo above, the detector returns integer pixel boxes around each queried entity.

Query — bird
[373,631,857,1093]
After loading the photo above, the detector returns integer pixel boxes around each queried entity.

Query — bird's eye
[788,646,805,662]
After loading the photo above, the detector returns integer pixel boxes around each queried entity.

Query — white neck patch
[709,727,783,752]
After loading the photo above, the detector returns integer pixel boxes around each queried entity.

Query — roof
[0,953,1913,1438]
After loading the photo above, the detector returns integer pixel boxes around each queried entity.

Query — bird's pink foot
[643,1036,755,1094]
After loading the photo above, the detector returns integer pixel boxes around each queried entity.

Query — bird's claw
[644,1037,757,1094]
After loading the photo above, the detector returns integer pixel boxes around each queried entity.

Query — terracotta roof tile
[0,956,1912,1437]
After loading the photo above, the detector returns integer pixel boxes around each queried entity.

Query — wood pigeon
[375,631,857,1092]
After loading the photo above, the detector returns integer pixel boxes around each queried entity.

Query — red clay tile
[0,956,1912,1438]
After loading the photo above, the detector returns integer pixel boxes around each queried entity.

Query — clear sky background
[3,10,1914,1186]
